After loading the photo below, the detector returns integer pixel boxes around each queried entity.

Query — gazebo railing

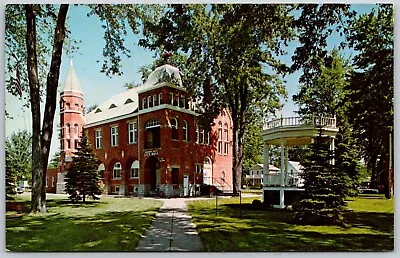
[263,116,336,130]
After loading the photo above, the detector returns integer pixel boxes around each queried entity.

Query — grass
[187,194,394,251]
[6,195,163,251]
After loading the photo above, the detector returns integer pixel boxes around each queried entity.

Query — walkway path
[135,198,203,252]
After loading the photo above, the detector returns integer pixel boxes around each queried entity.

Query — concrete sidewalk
[135,198,203,252]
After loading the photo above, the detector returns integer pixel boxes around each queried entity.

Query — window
[145,119,161,148]
[224,123,229,154]
[98,163,105,180]
[95,130,102,149]
[113,162,122,179]
[142,98,146,109]
[66,139,71,149]
[182,97,186,108]
[111,126,118,147]
[153,94,157,107]
[200,130,205,144]
[195,164,203,174]
[206,131,210,145]
[46,178,48,187]
[66,103,70,110]
[75,103,79,110]
[172,168,179,184]
[74,123,79,134]
[221,171,226,180]
[218,122,223,154]
[109,103,117,109]
[183,120,188,141]
[74,139,79,149]
[170,93,174,105]
[125,98,133,104]
[171,118,178,140]
[66,124,70,134]
[224,142,229,155]
[128,122,137,144]
[115,185,120,193]
[158,93,163,105]
[131,160,139,178]
[51,177,55,187]
[195,126,199,143]
[148,96,152,108]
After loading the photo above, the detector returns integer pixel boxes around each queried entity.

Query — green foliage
[295,130,351,225]
[140,4,291,193]
[345,4,394,185]
[65,134,102,202]
[48,150,61,169]
[5,130,32,183]
[5,149,17,200]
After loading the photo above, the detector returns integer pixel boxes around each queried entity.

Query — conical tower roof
[62,60,83,94]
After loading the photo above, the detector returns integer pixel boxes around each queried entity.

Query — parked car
[358,182,379,194]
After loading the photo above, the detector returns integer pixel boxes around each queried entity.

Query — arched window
[171,118,178,140]
[195,125,199,143]
[98,163,105,180]
[224,123,229,154]
[183,120,188,141]
[145,119,161,148]
[218,122,223,153]
[130,160,139,178]
[74,123,79,134]
[66,124,70,134]
[66,103,70,110]
[113,162,122,179]
[221,171,226,180]
[146,119,160,128]
[148,96,152,108]
[75,103,79,110]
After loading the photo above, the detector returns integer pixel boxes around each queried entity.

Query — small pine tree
[294,129,350,225]
[65,134,102,202]
[5,149,17,200]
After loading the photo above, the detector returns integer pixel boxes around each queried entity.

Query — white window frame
[142,98,146,109]
[130,160,140,178]
[158,93,162,105]
[148,96,152,108]
[128,122,137,144]
[111,126,118,147]
[170,92,174,105]
[171,118,178,140]
[153,94,157,107]
[51,177,55,187]
[113,162,122,179]
[95,130,102,149]
[183,120,188,141]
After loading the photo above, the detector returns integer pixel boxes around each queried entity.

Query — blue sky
[4,3,378,160]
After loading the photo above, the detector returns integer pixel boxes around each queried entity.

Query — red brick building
[54,63,233,197]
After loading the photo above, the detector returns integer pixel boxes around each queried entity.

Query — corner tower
[60,60,85,165]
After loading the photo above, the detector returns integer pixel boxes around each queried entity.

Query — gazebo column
[330,137,335,165]
[284,146,288,186]
[279,138,285,208]
[263,142,269,186]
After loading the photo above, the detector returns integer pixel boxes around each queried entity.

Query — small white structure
[261,116,338,208]
[246,164,279,186]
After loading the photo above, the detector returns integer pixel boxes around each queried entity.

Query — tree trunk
[25,4,69,212]
[25,4,45,213]
[40,4,69,203]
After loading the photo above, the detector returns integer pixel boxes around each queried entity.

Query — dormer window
[95,108,102,113]
[125,98,133,104]
[109,103,117,109]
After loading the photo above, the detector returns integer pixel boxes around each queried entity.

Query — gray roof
[62,61,82,93]
[84,64,183,127]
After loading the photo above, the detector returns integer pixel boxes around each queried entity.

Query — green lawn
[187,194,394,251]
[6,195,163,251]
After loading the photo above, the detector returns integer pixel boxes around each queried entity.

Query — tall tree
[140,4,291,194]
[65,134,101,202]
[5,130,33,184]
[5,149,17,200]
[345,4,394,195]
[5,4,162,212]
[295,130,350,225]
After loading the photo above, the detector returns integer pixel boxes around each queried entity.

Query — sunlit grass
[187,195,394,251]
[6,195,162,251]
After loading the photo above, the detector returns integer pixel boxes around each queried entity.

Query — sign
[144,150,159,157]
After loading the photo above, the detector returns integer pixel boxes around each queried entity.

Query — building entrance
[144,156,160,190]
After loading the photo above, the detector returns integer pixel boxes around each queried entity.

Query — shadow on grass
[189,202,394,251]
[6,200,159,252]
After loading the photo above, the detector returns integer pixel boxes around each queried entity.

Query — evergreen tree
[5,149,17,200]
[295,129,350,225]
[65,134,102,202]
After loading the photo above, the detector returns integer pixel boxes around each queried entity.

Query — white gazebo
[261,116,338,208]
